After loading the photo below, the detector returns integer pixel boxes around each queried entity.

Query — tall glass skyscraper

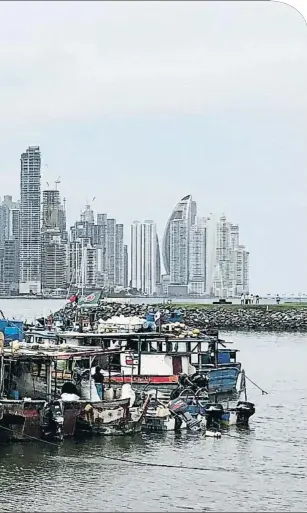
[19,146,41,294]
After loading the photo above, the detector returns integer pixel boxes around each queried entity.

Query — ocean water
[0,301,306,511]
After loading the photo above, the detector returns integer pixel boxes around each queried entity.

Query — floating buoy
[204,430,222,438]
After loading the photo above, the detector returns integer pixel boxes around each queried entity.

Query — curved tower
[162,195,196,283]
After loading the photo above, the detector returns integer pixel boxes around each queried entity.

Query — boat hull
[0,400,63,443]
[72,398,147,437]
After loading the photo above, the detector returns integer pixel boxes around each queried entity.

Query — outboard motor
[199,402,224,430]
[236,401,255,425]
[168,397,201,432]
[41,400,64,441]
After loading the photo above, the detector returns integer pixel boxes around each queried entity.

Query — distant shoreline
[0,296,306,307]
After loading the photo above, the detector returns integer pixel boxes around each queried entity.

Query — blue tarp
[0,319,24,344]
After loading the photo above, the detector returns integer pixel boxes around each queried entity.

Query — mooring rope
[0,424,218,472]
[245,375,268,395]
[0,424,60,446]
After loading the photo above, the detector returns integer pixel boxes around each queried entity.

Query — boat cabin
[21,330,240,389]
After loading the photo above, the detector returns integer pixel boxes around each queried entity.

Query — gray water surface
[0,332,306,512]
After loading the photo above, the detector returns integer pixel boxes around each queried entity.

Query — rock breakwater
[58,302,307,332]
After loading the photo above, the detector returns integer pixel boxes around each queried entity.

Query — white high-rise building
[188,217,206,295]
[163,195,195,286]
[81,204,94,225]
[130,220,158,295]
[170,219,189,285]
[130,221,142,291]
[205,214,218,295]
[107,218,116,287]
[0,196,20,294]
[232,245,249,295]
[0,195,20,244]
[69,238,97,290]
[213,215,249,297]
[19,146,41,294]
[95,213,108,287]
[115,223,124,287]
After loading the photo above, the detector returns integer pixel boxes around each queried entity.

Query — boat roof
[27,330,235,345]
[1,346,120,362]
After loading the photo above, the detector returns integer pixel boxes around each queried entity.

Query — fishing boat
[0,343,147,443]
[0,398,64,443]
[22,328,243,400]
[140,373,255,435]
[169,373,255,429]
[139,390,221,437]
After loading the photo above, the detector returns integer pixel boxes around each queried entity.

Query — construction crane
[54,176,61,190]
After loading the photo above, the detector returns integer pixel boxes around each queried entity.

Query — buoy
[205,430,222,438]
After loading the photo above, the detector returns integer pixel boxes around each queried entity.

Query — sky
[0,1,306,294]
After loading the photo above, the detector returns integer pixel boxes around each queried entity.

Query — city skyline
[0,146,251,297]
[0,2,305,293]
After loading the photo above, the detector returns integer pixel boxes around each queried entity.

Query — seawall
[96,303,307,332]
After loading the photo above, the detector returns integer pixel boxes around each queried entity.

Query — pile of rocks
[56,302,307,332]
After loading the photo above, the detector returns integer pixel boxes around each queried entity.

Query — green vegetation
[168,302,307,310]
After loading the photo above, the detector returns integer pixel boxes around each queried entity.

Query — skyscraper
[205,214,218,295]
[155,234,161,289]
[0,195,20,294]
[188,217,206,295]
[0,195,20,244]
[42,189,61,231]
[107,218,116,287]
[163,195,195,286]
[68,237,97,291]
[41,185,67,292]
[213,214,249,296]
[130,220,158,295]
[130,221,142,291]
[95,213,108,287]
[232,245,249,295]
[19,146,41,294]
[115,223,124,287]
[123,244,128,288]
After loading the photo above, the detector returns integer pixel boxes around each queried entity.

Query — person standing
[92,366,105,400]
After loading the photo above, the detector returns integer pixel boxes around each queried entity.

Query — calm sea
[0,300,306,512]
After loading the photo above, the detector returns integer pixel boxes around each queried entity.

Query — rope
[0,422,300,472]
[0,424,60,447]
[97,454,217,471]
[0,423,217,471]
[245,375,268,395]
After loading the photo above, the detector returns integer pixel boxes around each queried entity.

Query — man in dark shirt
[93,366,104,400]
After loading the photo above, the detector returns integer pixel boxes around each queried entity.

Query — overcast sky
[0,1,306,294]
